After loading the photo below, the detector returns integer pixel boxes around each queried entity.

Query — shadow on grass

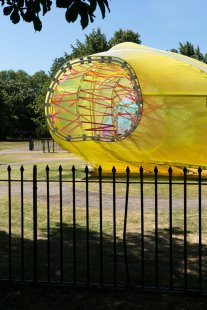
[0,225,206,291]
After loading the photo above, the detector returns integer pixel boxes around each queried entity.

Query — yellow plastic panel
[45,43,207,174]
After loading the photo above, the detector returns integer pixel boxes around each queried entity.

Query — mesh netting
[45,56,143,142]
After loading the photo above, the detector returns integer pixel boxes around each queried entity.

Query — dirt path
[0,181,204,210]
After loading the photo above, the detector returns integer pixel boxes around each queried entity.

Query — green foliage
[108,28,141,48]
[193,46,204,61]
[71,27,109,57]
[172,41,205,62]
[204,53,207,64]
[0,0,110,31]
[31,72,50,137]
[169,48,178,53]
[0,80,11,139]
[0,70,36,139]
[179,41,195,57]
[49,53,70,77]
[50,27,142,75]
[0,70,50,139]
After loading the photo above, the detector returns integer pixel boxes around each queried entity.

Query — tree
[193,46,204,61]
[178,41,204,61]
[108,28,141,48]
[178,41,195,57]
[50,53,70,78]
[0,80,12,139]
[0,70,36,138]
[0,0,110,31]
[169,48,178,53]
[31,71,50,137]
[31,70,49,93]
[0,69,51,139]
[50,28,109,76]
[203,53,207,64]
[170,41,206,63]
[50,28,141,76]
[70,27,109,57]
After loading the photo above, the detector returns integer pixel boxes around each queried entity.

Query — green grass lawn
[0,141,28,151]
[0,142,88,180]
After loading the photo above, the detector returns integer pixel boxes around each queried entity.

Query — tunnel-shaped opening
[45,56,143,142]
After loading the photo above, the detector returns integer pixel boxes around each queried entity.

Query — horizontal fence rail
[0,165,207,292]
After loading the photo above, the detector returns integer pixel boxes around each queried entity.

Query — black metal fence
[0,165,207,292]
[29,138,62,152]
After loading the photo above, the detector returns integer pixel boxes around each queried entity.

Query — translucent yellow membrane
[46,57,142,142]
[45,43,207,175]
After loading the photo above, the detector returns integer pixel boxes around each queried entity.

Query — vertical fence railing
[85,165,90,285]
[112,166,117,286]
[183,167,187,291]
[72,165,76,285]
[8,165,11,280]
[154,166,158,289]
[198,167,202,292]
[59,165,63,283]
[168,167,173,290]
[123,166,130,286]
[46,165,50,283]
[33,165,38,283]
[20,166,24,282]
[1,164,207,292]
[140,166,145,288]
[99,166,103,286]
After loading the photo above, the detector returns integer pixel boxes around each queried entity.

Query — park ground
[0,283,207,310]
[0,141,207,309]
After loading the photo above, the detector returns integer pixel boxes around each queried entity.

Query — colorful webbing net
[46,57,142,142]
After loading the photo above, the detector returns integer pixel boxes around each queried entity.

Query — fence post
[85,165,90,285]
[59,165,63,283]
[198,167,202,292]
[8,165,11,280]
[29,137,34,151]
[43,140,45,153]
[98,166,103,286]
[33,165,38,282]
[154,166,158,289]
[72,165,76,285]
[112,166,117,286]
[123,166,130,286]
[168,166,173,290]
[47,139,50,153]
[46,165,50,283]
[140,166,144,288]
[20,166,24,282]
[183,166,187,291]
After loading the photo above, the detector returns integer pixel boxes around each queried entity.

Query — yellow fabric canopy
[45,43,207,174]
